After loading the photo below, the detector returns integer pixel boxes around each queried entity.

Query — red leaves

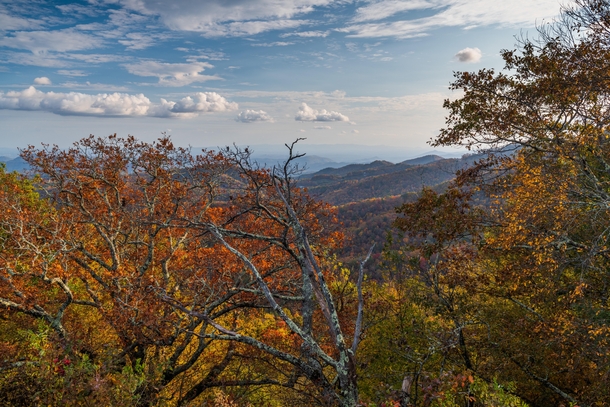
[52,357,71,376]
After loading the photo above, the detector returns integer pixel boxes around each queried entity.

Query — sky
[0,0,566,159]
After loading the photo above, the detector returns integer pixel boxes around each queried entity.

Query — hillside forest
[3,1,610,406]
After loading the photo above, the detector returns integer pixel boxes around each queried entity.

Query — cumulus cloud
[235,109,274,123]
[0,86,237,118]
[313,125,331,129]
[455,47,481,63]
[343,0,563,38]
[295,103,349,122]
[123,60,221,86]
[34,77,51,85]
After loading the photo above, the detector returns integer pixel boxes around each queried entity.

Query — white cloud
[57,70,88,77]
[0,13,43,31]
[58,82,130,91]
[0,52,129,69]
[118,32,157,50]
[0,29,103,53]
[280,30,330,37]
[343,0,563,38]
[353,0,437,23]
[455,47,481,63]
[295,103,349,122]
[118,32,173,50]
[352,129,359,134]
[1,52,67,68]
[56,4,101,17]
[123,60,221,86]
[66,53,131,64]
[185,51,227,61]
[0,86,237,118]
[155,93,238,116]
[117,0,331,35]
[1,51,127,69]
[107,8,151,29]
[251,41,294,47]
[196,19,307,37]
[34,77,51,85]
[313,125,331,129]
[236,109,274,123]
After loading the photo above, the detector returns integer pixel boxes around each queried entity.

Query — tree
[0,135,372,406]
[0,163,71,336]
[163,141,373,406]
[391,1,610,405]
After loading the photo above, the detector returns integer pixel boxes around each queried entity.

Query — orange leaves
[0,135,354,405]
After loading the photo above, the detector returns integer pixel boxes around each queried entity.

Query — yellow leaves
[573,283,587,297]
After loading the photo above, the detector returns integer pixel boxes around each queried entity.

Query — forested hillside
[2,1,610,406]
[300,156,475,268]
[299,155,474,206]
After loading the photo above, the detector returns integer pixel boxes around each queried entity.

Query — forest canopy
[3,1,610,406]
[388,0,610,405]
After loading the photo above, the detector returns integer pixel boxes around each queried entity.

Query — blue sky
[0,0,564,157]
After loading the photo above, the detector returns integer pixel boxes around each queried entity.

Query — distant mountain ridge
[307,155,445,179]
[252,154,352,174]
[401,154,446,166]
[0,157,29,173]
[299,154,473,205]
[224,143,466,163]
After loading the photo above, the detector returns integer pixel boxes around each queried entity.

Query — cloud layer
[0,87,237,118]
[123,61,221,86]
[236,109,274,122]
[118,0,331,36]
[0,29,103,53]
[295,103,349,122]
[343,0,563,38]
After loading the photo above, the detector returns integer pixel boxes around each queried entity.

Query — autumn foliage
[5,1,610,406]
[0,135,369,406]
[371,1,610,406]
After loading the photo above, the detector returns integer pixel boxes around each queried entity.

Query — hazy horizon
[0,141,466,164]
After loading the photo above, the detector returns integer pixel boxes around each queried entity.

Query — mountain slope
[300,156,473,205]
